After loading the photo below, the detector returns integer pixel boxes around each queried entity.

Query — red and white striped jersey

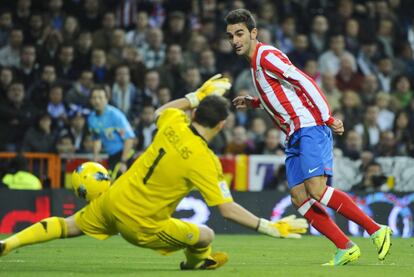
[250,42,334,137]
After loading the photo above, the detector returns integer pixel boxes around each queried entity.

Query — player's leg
[307,176,391,260]
[303,125,391,260]
[122,218,228,270]
[290,183,352,250]
[0,215,82,256]
[179,225,227,270]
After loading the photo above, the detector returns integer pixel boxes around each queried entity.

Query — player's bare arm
[218,202,308,239]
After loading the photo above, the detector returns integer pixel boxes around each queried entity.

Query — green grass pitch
[1,235,413,277]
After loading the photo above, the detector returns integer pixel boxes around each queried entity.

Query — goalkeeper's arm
[217,202,308,238]
[154,74,231,119]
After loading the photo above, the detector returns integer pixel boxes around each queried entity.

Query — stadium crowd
[0,0,414,190]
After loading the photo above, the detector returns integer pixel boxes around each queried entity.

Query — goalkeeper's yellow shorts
[74,194,200,255]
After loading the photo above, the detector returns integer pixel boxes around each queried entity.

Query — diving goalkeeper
[0,75,308,270]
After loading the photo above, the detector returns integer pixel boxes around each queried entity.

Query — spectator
[90,48,110,83]
[340,89,363,130]
[163,11,188,47]
[139,27,166,69]
[106,29,126,68]
[209,111,236,155]
[177,66,202,100]
[16,44,40,88]
[0,67,14,100]
[344,18,360,56]
[394,42,414,79]
[336,54,363,92]
[22,113,56,153]
[78,0,102,32]
[61,16,80,43]
[46,84,68,129]
[375,92,394,131]
[1,154,42,190]
[198,49,217,81]
[47,0,65,30]
[254,128,284,156]
[57,107,89,153]
[55,44,78,81]
[359,74,380,105]
[393,111,414,156]
[28,64,57,110]
[225,125,255,155]
[375,130,398,157]
[275,15,297,54]
[15,0,31,29]
[247,117,267,145]
[92,12,116,51]
[390,74,413,110]
[354,104,381,151]
[88,86,135,176]
[318,34,355,75]
[111,65,139,120]
[320,73,342,112]
[376,18,396,58]
[287,34,314,69]
[141,69,160,107]
[156,86,171,107]
[0,10,12,48]
[73,31,92,71]
[121,45,146,89]
[65,70,94,107]
[157,44,185,93]
[351,162,389,192]
[183,33,208,66]
[25,12,45,45]
[0,82,36,151]
[341,130,363,160]
[303,58,321,85]
[134,105,156,152]
[375,55,395,93]
[357,37,380,75]
[308,15,329,55]
[125,11,149,49]
[0,28,24,67]
[38,30,62,65]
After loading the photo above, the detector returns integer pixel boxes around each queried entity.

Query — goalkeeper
[0,74,308,270]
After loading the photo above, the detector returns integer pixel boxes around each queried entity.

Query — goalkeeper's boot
[180,252,228,270]
[322,244,361,266]
[371,225,392,261]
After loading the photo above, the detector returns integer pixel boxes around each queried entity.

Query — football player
[0,75,308,270]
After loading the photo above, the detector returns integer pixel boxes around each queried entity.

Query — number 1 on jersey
[143,147,166,184]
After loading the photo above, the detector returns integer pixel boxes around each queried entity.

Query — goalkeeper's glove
[257,215,308,239]
[185,74,232,108]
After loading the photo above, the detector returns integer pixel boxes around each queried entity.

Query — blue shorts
[285,125,333,189]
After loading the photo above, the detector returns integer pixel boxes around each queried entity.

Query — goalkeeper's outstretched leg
[0,216,83,257]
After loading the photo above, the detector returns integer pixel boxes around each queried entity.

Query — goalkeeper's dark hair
[224,9,256,31]
[194,95,230,128]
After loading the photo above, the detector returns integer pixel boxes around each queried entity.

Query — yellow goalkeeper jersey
[105,108,233,232]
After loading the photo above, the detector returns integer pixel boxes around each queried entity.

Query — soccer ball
[72,162,111,202]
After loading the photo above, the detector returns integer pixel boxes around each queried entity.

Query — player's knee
[64,216,83,237]
[196,226,215,247]
[305,177,327,201]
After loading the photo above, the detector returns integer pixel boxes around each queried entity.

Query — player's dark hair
[194,95,230,128]
[90,85,109,99]
[224,9,256,31]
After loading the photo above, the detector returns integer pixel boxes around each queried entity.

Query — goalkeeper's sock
[319,187,380,235]
[298,198,350,249]
[182,245,212,269]
[1,217,68,255]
